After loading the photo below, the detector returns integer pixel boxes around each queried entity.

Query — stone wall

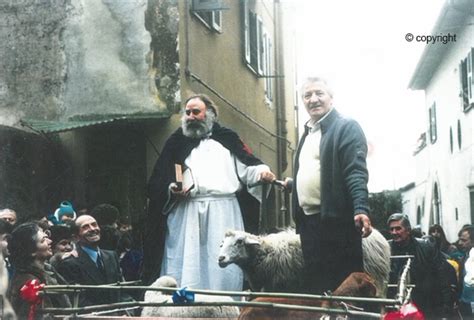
[0,0,179,125]
[0,0,68,121]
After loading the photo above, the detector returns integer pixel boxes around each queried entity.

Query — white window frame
[429,102,437,144]
[242,0,251,64]
[468,49,473,105]
[460,47,474,112]
[192,0,222,34]
[212,10,222,32]
[263,28,273,102]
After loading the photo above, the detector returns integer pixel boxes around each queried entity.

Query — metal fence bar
[43,284,399,305]
[42,300,381,318]
[41,260,417,319]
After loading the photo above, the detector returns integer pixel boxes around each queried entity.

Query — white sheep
[219,229,304,293]
[141,275,240,318]
[218,228,390,297]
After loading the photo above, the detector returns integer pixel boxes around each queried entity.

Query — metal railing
[37,258,415,319]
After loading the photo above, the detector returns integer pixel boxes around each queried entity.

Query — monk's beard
[181,110,216,138]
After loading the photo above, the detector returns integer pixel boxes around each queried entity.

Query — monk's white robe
[160,139,268,291]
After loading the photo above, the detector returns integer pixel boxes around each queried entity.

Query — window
[193,11,222,32]
[192,0,222,32]
[257,17,264,75]
[242,0,250,64]
[457,119,462,150]
[459,47,474,112]
[416,206,422,225]
[433,182,441,224]
[429,102,437,144]
[212,11,222,31]
[263,30,273,102]
[241,0,273,78]
[248,11,258,72]
[449,126,453,153]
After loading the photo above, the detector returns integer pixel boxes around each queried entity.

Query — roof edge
[20,111,171,134]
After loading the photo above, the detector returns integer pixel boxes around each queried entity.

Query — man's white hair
[300,77,334,98]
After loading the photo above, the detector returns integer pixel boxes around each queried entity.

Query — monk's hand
[169,182,190,198]
[354,213,372,238]
[258,170,276,183]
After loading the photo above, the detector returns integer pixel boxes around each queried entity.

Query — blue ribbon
[172,287,195,304]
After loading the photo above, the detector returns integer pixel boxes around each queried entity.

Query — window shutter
[460,57,469,110]
[241,0,251,64]
[257,16,264,75]
[429,102,437,144]
[249,11,258,71]
[468,48,473,105]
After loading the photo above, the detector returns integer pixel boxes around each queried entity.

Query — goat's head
[218,230,260,268]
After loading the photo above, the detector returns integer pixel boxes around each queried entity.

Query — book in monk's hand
[174,164,194,192]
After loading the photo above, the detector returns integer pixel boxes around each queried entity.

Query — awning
[20,111,171,134]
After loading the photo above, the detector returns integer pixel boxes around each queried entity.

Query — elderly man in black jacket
[289,77,372,294]
[387,213,453,318]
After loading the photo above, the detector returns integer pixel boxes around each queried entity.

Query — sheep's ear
[244,237,260,246]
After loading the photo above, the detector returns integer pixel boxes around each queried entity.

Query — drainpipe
[274,0,288,226]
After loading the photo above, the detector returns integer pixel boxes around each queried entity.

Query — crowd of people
[0,203,143,318]
[3,206,474,319]
[386,213,474,319]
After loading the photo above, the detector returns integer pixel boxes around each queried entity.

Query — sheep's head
[144,275,178,303]
[218,230,260,268]
[151,275,178,289]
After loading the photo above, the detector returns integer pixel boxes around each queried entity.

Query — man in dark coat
[141,94,275,288]
[387,213,453,318]
[290,77,372,294]
[57,215,133,307]
[457,225,474,317]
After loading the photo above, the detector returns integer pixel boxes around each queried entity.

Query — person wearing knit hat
[52,201,77,224]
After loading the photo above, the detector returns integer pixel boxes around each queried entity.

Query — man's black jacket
[389,237,453,315]
[293,109,370,231]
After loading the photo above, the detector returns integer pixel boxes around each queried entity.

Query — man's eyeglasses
[185,109,202,116]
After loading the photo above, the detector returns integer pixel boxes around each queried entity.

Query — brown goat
[238,272,376,320]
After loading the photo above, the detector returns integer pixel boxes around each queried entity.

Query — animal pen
[15,258,420,319]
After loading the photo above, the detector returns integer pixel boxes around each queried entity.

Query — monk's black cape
[141,123,264,284]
